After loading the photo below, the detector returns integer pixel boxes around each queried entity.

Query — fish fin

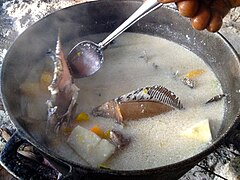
[116,85,183,109]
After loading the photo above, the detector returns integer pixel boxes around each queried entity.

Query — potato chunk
[67,125,116,167]
[181,119,212,143]
[87,139,115,166]
[67,126,101,159]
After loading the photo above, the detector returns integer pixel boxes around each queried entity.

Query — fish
[92,85,183,123]
[182,77,196,88]
[109,130,130,149]
[46,35,79,133]
[205,94,227,104]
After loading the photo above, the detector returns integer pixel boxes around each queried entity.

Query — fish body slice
[92,85,183,123]
[118,101,174,120]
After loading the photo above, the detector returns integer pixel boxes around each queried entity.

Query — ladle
[67,0,163,78]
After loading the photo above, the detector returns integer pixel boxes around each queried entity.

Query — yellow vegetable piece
[185,69,205,79]
[74,112,89,123]
[98,164,111,169]
[90,126,110,139]
[90,126,106,139]
[104,130,111,140]
[40,71,53,89]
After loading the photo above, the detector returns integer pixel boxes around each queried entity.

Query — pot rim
[1,0,240,176]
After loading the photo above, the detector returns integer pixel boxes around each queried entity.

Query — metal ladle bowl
[67,0,162,78]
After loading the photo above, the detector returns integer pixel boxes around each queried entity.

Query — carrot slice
[185,69,205,79]
[90,126,106,139]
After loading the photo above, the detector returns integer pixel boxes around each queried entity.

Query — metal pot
[1,0,240,179]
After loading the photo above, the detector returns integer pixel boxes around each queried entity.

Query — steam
[4,0,84,35]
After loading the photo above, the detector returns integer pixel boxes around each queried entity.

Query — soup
[20,32,225,170]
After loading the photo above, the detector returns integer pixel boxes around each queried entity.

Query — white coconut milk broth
[23,32,225,170]
[65,32,224,170]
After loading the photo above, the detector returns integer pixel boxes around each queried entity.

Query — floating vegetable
[98,164,111,170]
[206,94,227,104]
[180,119,212,143]
[104,130,111,140]
[92,85,183,124]
[67,125,116,167]
[46,35,79,133]
[74,112,89,123]
[90,126,111,139]
[181,69,205,89]
[20,71,53,97]
[184,69,205,79]
[90,126,106,139]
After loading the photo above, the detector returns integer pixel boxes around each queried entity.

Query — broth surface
[22,32,225,170]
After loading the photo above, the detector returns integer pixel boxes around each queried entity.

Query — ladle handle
[98,0,163,49]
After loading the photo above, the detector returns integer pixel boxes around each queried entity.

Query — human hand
[158,0,240,32]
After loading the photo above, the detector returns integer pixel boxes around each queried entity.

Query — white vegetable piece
[180,119,212,143]
[87,139,116,166]
[67,126,101,162]
[67,125,116,167]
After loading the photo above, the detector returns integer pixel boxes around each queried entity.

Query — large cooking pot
[1,0,240,179]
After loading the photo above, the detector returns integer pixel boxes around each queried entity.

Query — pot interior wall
[1,0,240,168]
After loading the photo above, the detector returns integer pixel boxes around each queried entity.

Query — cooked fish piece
[92,85,183,123]
[47,34,79,133]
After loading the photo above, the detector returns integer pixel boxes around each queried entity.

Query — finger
[228,0,240,7]
[177,0,199,17]
[211,0,231,17]
[207,11,223,32]
[158,0,182,3]
[203,0,213,5]
[191,3,211,30]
